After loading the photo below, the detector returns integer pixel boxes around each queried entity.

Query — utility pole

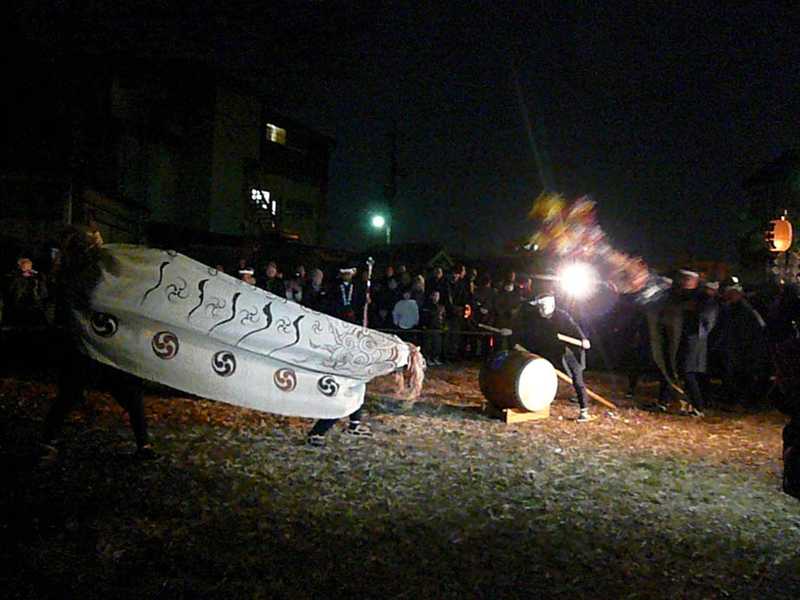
[383,124,398,245]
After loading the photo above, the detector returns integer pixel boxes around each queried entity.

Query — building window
[251,188,276,216]
[265,123,286,145]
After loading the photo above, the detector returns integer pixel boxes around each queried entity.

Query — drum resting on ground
[479,350,558,412]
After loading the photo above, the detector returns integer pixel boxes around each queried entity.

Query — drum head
[517,357,558,411]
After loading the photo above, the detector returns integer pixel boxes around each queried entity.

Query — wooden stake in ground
[513,344,616,410]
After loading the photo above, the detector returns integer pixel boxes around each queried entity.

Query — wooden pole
[513,344,616,410]
[477,322,512,336]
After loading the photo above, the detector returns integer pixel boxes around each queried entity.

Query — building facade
[3,45,333,267]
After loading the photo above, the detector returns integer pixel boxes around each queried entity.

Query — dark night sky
[16,2,800,264]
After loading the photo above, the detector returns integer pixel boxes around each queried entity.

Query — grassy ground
[2,364,799,599]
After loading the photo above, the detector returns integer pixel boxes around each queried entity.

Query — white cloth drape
[76,245,410,419]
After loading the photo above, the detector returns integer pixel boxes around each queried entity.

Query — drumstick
[477,323,513,336]
[513,344,616,410]
[557,333,589,348]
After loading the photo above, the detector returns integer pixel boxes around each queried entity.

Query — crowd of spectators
[227,258,541,366]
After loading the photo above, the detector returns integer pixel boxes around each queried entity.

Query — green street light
[370,214,391,245]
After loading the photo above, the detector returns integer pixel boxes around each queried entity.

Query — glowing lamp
[766,216,792,252]
[371,215,386,229]
[558,262,598,299]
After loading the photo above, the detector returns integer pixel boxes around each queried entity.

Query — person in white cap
[522,293,594,422]
[331,266,358,323]
[238,267,256,286]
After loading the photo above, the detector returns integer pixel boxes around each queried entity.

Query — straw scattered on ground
[1,364,799,599]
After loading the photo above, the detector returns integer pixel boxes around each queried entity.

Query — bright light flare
[558,262,598,299]
[371,215,386,229]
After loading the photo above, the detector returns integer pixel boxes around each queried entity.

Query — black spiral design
[211,351,236,377]
[273,368,297,392]
[152,331,179,360]
[90,312,118,338]
[316,376,339,397]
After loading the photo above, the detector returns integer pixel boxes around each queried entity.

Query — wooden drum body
[479,350,558,412]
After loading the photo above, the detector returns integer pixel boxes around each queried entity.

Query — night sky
[17,2,800,264]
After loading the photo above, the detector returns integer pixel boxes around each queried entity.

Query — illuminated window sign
[266,123,287,145]
[251,189,276,216]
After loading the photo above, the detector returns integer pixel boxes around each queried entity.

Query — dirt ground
[2,363,799,599]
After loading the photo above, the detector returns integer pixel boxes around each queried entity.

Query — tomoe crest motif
[273,368,297,392]
[90,312,118,338]
[152,331,179,359]
[316,376,339,397]
[212,351,236,377]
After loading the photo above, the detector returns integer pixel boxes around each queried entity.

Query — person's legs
[108,368,150,451]
[431,330,443,363]
[42,351,90,444]
[308,407,371,445]
[683,371,705,413]
[563,351,589,419]
[309,418,339,437]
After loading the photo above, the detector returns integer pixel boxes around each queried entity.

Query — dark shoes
[346,422,374,437]
[307,422,374,448]
[307,434,326,447]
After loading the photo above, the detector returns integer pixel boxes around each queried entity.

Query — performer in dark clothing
[646,269,699,411]
[522,294,594,422]
[472,274,497,357]
[40,226,154,460]
[421,290,445,365]
[678,281,719,415]
[714,278,769,407]
[445,265,469,360]
[495,279,521,351]
[615,298,650,399]
[330,267,359,323]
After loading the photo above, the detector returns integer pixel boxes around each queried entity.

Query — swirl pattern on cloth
[90,312,118,337]
[75,245,414,419]
[309,321,402,379]
[274,368,297,392]
[317,376,339,397]
[152,331,179,359]
[212,351,237,377]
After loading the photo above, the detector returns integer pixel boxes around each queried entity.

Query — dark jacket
[522,304,587,367]
[713,298,768,374]
[679,294,719,374]
[258,276,285,298]
[302,282,329,314]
